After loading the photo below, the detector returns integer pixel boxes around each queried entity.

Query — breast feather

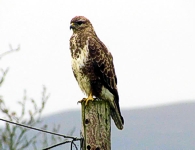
[71,45,91,96]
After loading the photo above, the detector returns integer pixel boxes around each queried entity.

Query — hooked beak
[70,23,75,30]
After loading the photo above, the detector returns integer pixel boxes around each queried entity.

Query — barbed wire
[0,118,82,150]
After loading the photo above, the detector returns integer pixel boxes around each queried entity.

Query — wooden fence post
[81,99,111,150]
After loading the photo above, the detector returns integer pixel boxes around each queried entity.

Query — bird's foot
[77,98,84,104]
[77,95,94,105]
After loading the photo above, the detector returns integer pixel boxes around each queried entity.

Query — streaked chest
[70,34,89,72]
[70,34,91,94]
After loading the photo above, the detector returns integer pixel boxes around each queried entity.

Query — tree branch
[0,44,20,60]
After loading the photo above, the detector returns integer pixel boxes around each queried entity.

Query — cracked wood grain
[81,99,111,150]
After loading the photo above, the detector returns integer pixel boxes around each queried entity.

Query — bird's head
[70,16,93,33]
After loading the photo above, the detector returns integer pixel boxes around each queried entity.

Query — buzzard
[69,16,124,130]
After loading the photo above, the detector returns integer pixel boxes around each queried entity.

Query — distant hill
[38,102,195,150]
[2,102,195,149]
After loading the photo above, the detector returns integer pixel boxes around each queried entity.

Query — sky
[0,0,195,117]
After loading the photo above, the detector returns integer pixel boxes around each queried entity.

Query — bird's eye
[77,21,83,25]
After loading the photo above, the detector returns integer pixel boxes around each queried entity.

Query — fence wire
[0,118,82,150]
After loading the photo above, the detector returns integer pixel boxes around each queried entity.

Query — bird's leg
[78,92,94,105]
[84,92,94,105]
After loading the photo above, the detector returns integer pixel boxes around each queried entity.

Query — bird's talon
[77,96,94,105]
[84,97,94,106]
[77,98,86,104]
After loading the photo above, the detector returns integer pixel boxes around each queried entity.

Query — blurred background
[0,0,195,149]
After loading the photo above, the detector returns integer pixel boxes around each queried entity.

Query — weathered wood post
[81,98,111,150]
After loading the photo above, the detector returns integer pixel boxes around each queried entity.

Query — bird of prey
[69,16,124,130]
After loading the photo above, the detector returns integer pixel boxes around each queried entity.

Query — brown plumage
[69,16,124,130]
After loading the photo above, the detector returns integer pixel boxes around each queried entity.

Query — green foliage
[0,49,63,150]
[0,85,54,150]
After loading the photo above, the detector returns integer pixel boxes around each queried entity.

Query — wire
[71,140,78,150]
[43,141,71,150]
[0,118,81,140]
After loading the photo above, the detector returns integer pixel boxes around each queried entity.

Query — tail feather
[109,97,124,130]
[110,109,124,130]
[99,86,124,129]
